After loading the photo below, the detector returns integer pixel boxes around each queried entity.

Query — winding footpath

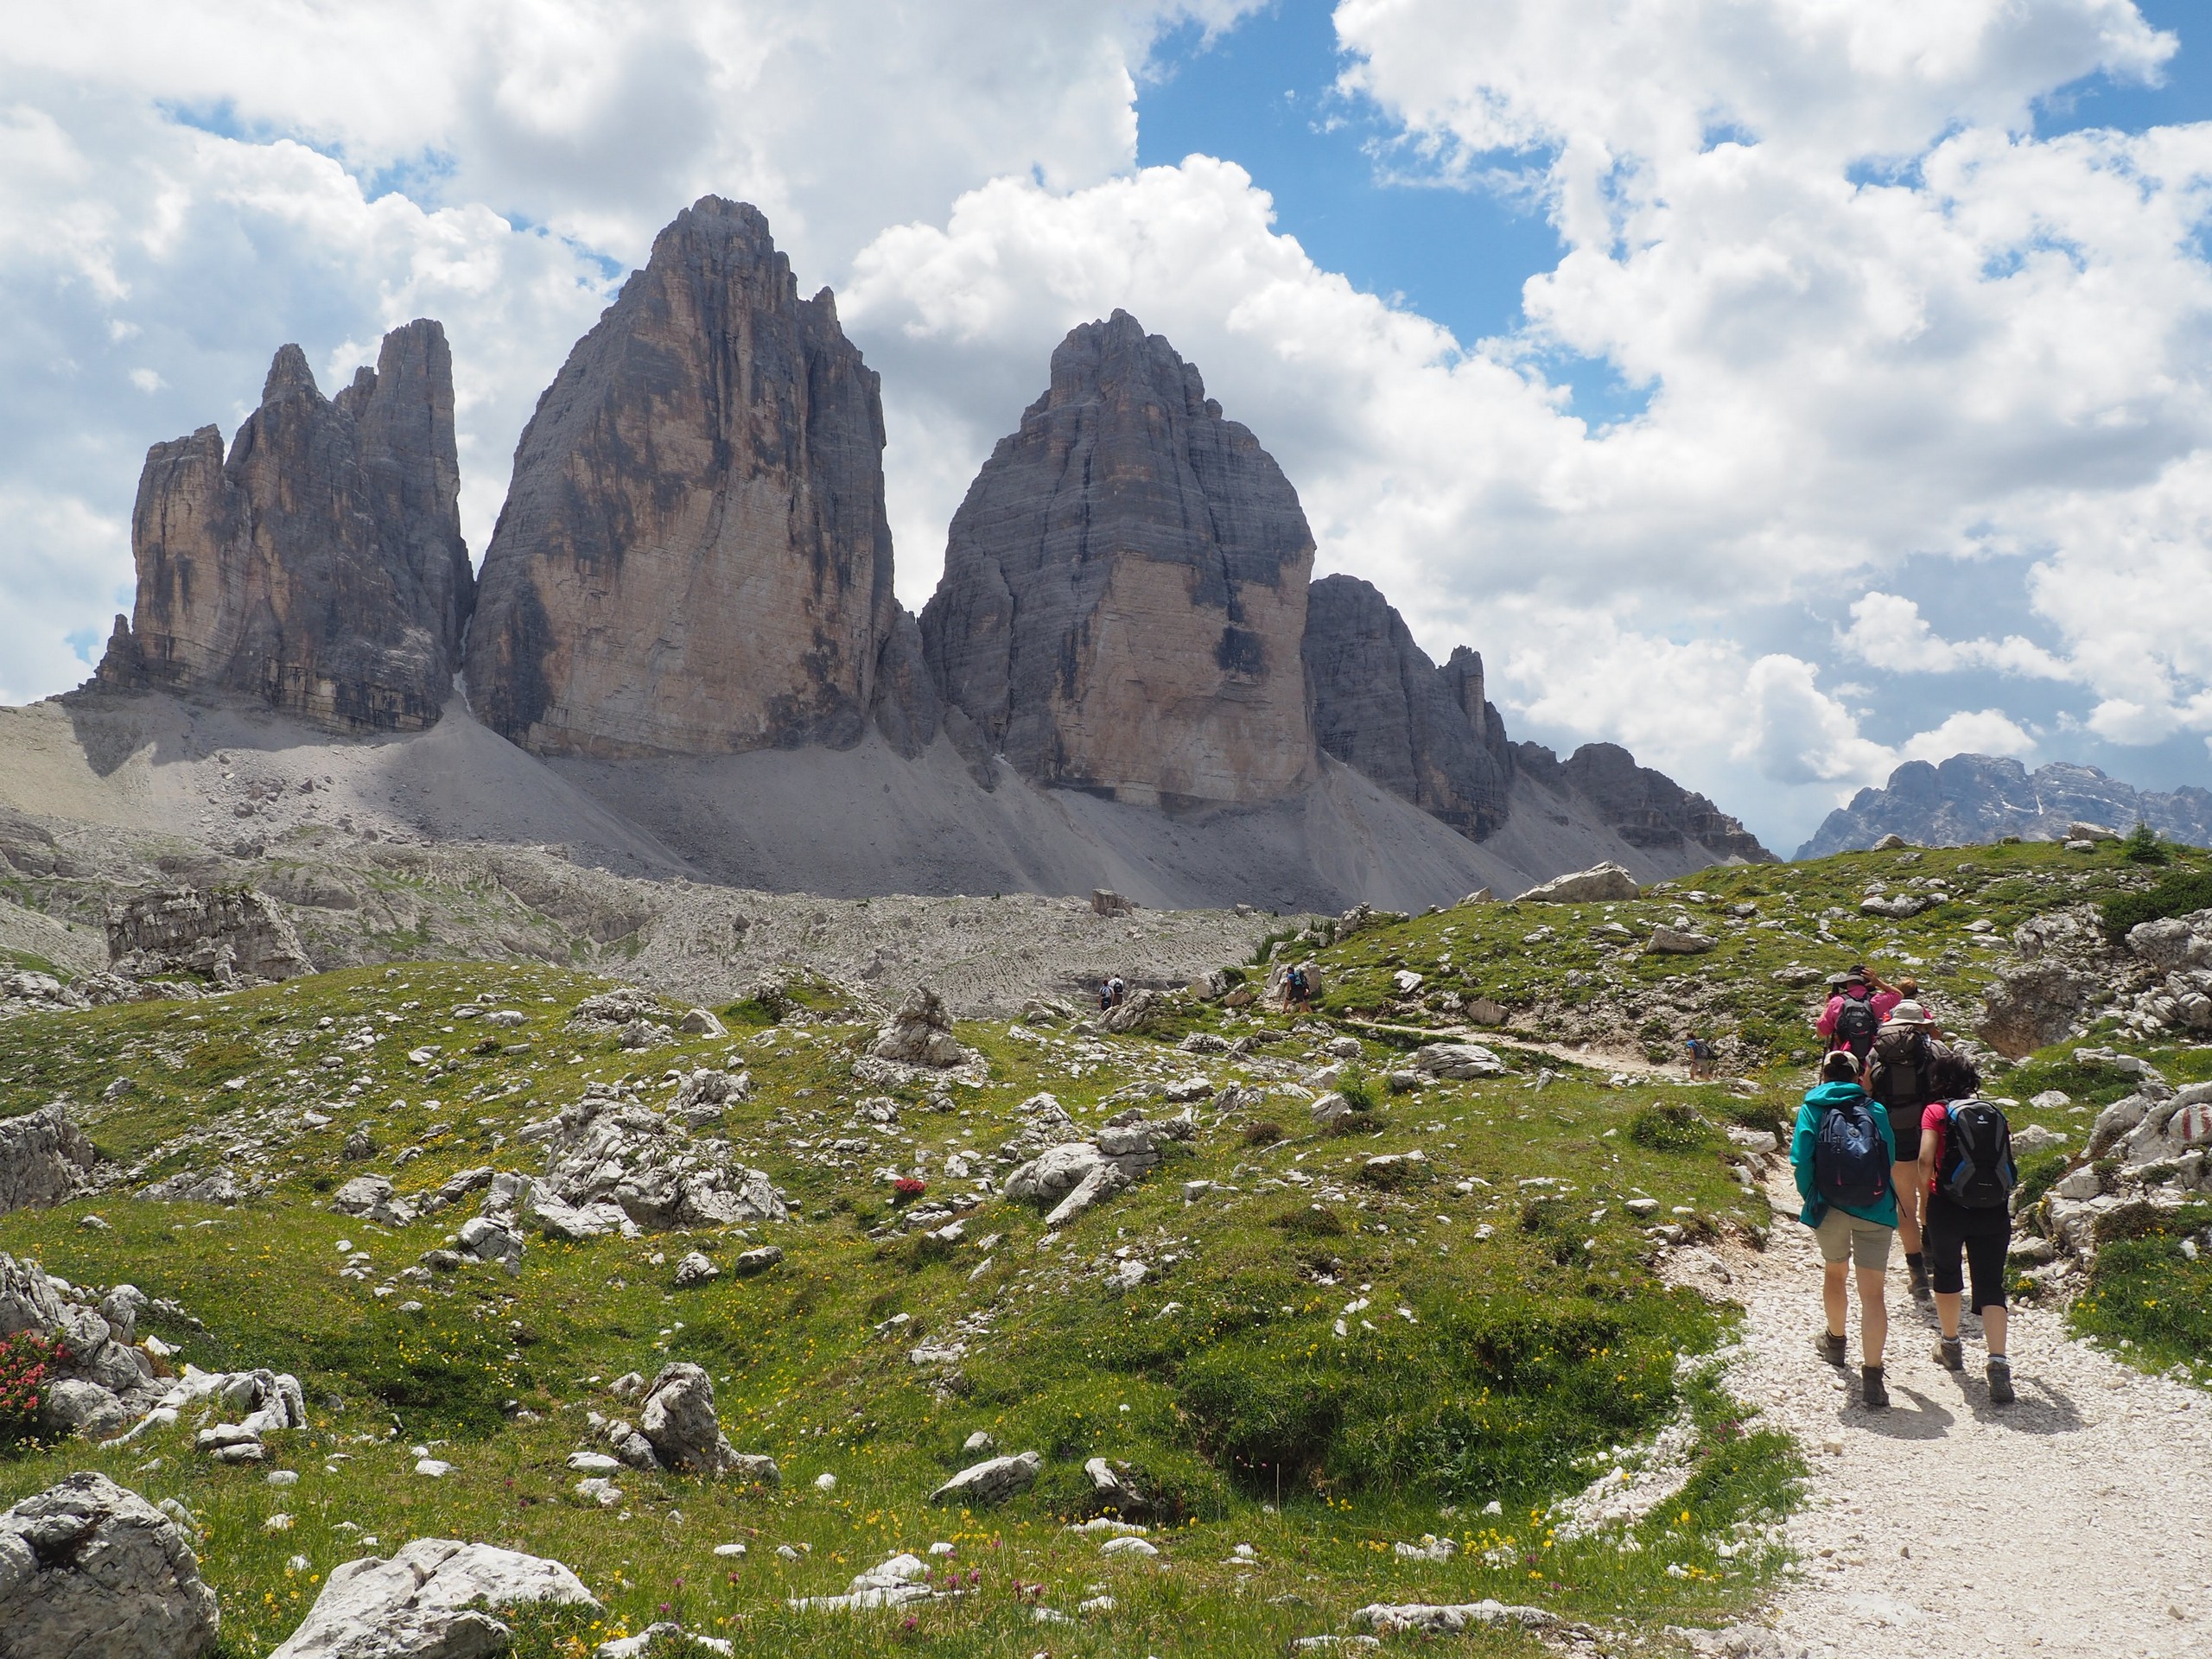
[1705,1172,2212,1657]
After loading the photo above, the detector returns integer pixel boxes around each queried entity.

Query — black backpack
[1287,967,1308,996]
[1937,1100,2016,1209]
[1868,1028,1929,1109]
[1832,996,1880,1058]
[1814,1094,1891,1210]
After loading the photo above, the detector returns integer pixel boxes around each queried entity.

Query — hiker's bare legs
[1935,1288,1961,1339]
[1855,1265,1887,1365]
[1823,1261,1848,1340]
[1981,1304,2007,1357]
[1892,1162,1922,1255]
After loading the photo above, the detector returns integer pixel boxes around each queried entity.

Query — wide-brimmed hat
[1884,1001,1934,1027]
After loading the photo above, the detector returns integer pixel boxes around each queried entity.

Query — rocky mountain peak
[1302,575,1512,839]
[93,318,473,732]
[920,311,1315,804]
[465,195,899,758]
[1801,753,2212,856]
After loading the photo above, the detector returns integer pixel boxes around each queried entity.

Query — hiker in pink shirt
[1816,965,1901,1063]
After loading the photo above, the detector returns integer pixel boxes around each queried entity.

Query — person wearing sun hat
[1866,999,1943,1299]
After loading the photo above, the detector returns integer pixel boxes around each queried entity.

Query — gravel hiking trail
[1707,1171,2212,1656]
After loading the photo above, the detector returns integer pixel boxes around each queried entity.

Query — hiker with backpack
[1918,1091,2018,1404]
[1792,1049,1899,1409]
[1866,1000,1967,1301]
[1282,962,1313,1013]
[1817,966,1899,1064]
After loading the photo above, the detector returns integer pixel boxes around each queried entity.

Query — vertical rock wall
[465,196,897,758]
[97,321,473,731]
[1301,574,1515,839]
[920,311,1316,806]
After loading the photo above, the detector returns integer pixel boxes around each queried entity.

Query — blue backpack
[1815,1094,1891,1210]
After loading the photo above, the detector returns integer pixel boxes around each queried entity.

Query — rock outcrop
[269,1540,594,1659]
[94,321,472,732]
[467,196,901,758]
[1514,742,1772,864]
[1302,575,1513,840]
[921,311,1316,805]
[0,1104,98,1218]
[1800,754,2212,857]
[0,1473,221,1659]
[105,887,310,986]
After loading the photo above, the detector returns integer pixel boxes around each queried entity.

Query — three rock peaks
[90,194,1767,866]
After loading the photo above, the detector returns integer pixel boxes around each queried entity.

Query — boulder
[1411,1043,1509,1080]
[733,1246,783,1276]
[330,1177,416,1229]
[105,887,310,986]
[633,1363,776,1484]
[0,1472,219,1659]
[1513,863,1638,904]
[1350,1600,1554,1635]
[1101,988,1166,1034]
[523,1092,786,1231]
[871,986,967,1069]
[0,1103,98,1218]
[1083,1457,1150,1520]
[269,1540,594,1659]
[2126,911,2212,972]
[1646,926,1714,955]
[928,1451,1041,1508]
[92,321,472,734]
[1872,833,1907,850]
[672,1251,719,1287]
[1976,962,2101,1058]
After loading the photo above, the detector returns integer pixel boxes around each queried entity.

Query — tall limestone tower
[467,196,897,756]
[920,310,1317,806]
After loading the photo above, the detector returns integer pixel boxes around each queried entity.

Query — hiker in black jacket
[1866,1000,1945,1300]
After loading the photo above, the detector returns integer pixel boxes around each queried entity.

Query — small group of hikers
[1791,965,2019,1410]
[1096,975,1127,1013]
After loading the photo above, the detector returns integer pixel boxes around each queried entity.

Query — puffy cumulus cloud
[1313,0,2212,828]
[843,157,1575,613]
[1898,708,2039,763]
[1841,593,2074,678]
[0,1,1261,702]
[8,1,1262,273]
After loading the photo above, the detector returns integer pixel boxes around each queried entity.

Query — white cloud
[1840,592,2075,678]
[1897,708,2039,763]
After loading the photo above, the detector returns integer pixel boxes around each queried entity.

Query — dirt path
[1707,1171,2212,1656]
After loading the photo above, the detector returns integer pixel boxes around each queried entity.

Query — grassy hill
[0,836,2205,1656]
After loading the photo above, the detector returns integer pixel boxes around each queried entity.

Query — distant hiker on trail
[1282,962,1314,1013]
[1793,1049,1898,1410]
[1099,975,1126,1013]
[1817,966,1899,1063]
[1866,1000,1956,1302]
[1919,1090,2018,1404]
[1684,1035,1718,1080]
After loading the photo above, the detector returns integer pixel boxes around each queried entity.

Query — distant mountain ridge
[1799,754,2212,858]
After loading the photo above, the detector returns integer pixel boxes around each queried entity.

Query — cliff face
[96,321,472,731]
[1515,741,1774,864]
[1302,575,1513,839]
[466,196,896,758]
[1799,755,2212,856]
[920,311,1315,806]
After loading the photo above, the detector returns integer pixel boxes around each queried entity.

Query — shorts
[1884,1104,1923,1162]
[1925,1211,2010,1313]
[1815,1207,1894,1270]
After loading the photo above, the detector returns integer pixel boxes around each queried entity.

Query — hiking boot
[1906,1254,1931,1301]
[1933,1336,1964,1370]
[1816,1331,1847,1367]
[1861,1364,1890,1410]
[1986,1356,2015,1406]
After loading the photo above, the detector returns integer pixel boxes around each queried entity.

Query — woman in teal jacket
[1790,1051,1900,1408]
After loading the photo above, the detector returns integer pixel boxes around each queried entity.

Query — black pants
[1924,1198,2009,1313]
